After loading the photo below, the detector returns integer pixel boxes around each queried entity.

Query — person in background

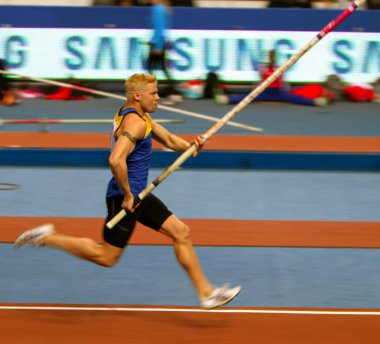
[147,0,177,98]
[215,49,329,107]
[0,59,19,106]
[322,74,380,103]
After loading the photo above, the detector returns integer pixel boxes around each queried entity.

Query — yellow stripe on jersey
[113,109,152,139]
[142,113,153,138]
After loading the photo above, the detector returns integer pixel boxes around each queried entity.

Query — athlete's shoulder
[118,107,141,117]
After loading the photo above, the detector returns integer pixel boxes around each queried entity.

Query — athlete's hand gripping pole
[106,0,363,229]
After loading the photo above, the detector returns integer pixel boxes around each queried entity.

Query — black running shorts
[103,194,172,248]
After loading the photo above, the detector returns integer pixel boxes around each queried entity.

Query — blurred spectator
[0,59,11,100]
[373,77,380,102]
[214,50,330,107]
[0,59,19,106]
[323,74,380,103]
[343,82,376,102]
[147,0,178,98]
[322,74,345,101]
[203,72,222,99]
[44,78,89,101]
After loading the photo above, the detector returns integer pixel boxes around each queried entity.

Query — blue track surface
[2,245,380,308]
[1,167,379,221]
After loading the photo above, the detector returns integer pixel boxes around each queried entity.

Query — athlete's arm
[151,120,205,156]
[151,120,190,152]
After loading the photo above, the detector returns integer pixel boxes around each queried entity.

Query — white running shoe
[14,223,55,248]
[200,284,241,310]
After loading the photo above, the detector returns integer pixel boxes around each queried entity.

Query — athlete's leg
[275,89,315,105]
[228,88,277,104]
[15,223,122,267]
[161,54,174,86]
[44,196,134,267]
[43,234,123,267]
[16,196,135,267]
[159,214,214,300]
[147,46,154,74]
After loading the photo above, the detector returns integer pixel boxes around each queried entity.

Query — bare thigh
[159,215,189,241]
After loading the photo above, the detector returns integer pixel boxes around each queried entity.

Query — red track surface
[1,132,380,152]
[1,305,380,344]
[2,216,380,248]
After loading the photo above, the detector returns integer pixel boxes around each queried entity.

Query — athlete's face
[139,82,160,114]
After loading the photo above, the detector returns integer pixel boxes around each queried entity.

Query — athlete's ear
[133,91,141,101]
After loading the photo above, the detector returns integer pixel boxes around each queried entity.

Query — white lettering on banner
[0,28,378,83]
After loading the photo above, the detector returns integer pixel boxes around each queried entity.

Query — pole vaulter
[106,0,363,229]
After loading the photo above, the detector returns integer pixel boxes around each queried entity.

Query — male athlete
[15,73,241,310]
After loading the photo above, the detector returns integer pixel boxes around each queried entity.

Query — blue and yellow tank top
[106,107,152,198]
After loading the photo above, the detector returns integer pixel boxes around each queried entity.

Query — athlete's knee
[94,252,121,268]
[79,239,120,267]
[97,256,118,268]
[171,222,191,243]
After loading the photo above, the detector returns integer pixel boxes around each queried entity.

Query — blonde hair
[125,73,157,99]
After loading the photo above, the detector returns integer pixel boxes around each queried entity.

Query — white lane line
[1,306,380,316]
